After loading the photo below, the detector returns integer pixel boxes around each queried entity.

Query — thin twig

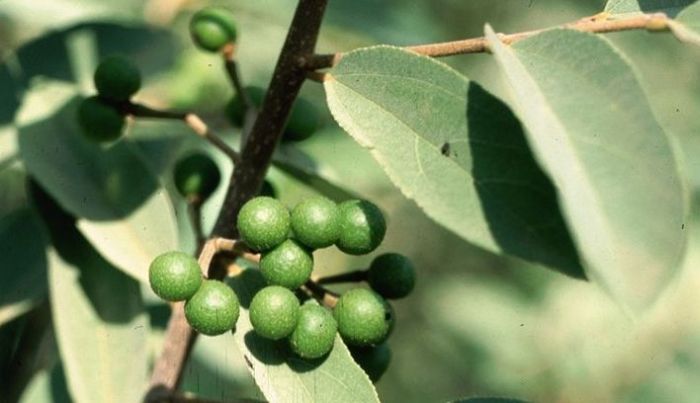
[222,45,258,147]
[316,270,367,285]
[184,114,241,164]
[303,12,671,70]
[186,199,205,251]
[303,280,339,308]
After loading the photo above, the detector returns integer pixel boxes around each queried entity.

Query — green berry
[333,288,392,346]
[289,304,337,359]
[76,96,125,142]
[284,97,320,142]
[225,86,265,127]
[149,251,202,301]
[93,56,141,101]
[367,253,416,299]
[350,343,391,382]
[336,200,386,255]
[190,7,238,52]
[237,196,290,252]
[173,153,221,200]
[249,286,299,340]
[290,197,341,249]
[185,280,240,336]
[260,239,313,289]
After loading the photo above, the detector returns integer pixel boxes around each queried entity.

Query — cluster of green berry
[149,251,240,335]
[76,56,142,142]
[237,196,415,379]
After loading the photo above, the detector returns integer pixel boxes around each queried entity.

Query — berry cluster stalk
[146,0,329,400]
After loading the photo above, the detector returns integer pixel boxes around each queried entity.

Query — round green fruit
[149,251,202,301]
[260,239,313,289]
[225,86,265,127]
[333,288,392,346]
[367,253,416,299]
[185,280,240,336]
[289,304,337,359]
[284,97,320,142]
[249,286,300,340]
[76,96,125,142]
[290,197,341,249]
[336,200,386,255]
[93,56,141,101]
[173,153,221,200]
[237,196,290,252]
[190,7,238,52]
[350,343,391,382]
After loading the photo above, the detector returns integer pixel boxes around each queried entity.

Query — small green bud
[336,200,386,255]
[237,196,290,252]
[93,56,141,101]
[185,280,240,336]
[149,251,202,301]
[249,286,300,340]
[260,239,314,290]
[76,96,125,143]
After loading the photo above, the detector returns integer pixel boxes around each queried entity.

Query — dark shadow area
[286,352,327,373]
[243,330,286,366]
[228,270,266,309]
[19,97,159,221]
[48,363,71,403]
[465,83,585,278]
[28,179,142,324]
[147,303,172,329]
[634,0,695,17]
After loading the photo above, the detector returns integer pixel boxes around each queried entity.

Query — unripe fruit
[350,343,391,382]
[289,304,337,359]
[149,251,202,301]
[260,239,313,289]
[76,96,125,142]
[336,200,386,255]
[249,286,299,340]
[237,196,290,252]
[290,197,341,249]
[173,153,221,200]
[333,288,392,346]
[367,253,416,299]
[185,280,240,336]
[284,97,320,142]
[93,56,141,101]
[225,86,266,127]
[190,7,238,52]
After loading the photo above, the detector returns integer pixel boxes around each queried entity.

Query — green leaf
[19,362,71,403]
[17,82,178,283]
[228,270,379,403]
[669,2,700,44]
[485,27,688,309]
[0,168,48,325]
[324,45,583,277]
[49,243,148,403]
[604,0,696,17]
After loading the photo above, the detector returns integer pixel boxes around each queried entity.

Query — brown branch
[184,114,241,164]
[212,0,330,238]
[303,12,670,70]
[186,199,205,250]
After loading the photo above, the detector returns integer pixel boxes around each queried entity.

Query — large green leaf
[0,168,48,325]
[485,27,687,309]
[604,0,696,17]
[16,82,177,283]
[324,46,583,277]
[669,2,700,44]
[228,270,379,403]
[49,243,148,403]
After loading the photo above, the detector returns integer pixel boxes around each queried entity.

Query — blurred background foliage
[1,0,700,402]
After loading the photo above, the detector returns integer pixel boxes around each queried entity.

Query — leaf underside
[325,45,584,278]
[485,26,687,309]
